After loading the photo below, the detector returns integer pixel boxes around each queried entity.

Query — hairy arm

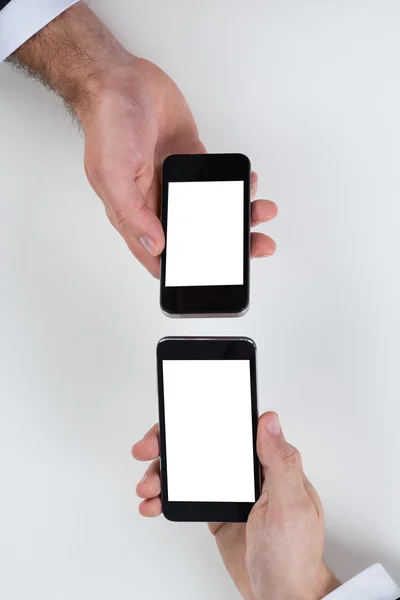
[5,1,277,276]
[8,2,129,125]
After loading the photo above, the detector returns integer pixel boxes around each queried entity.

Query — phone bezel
[157,337,260,522]
[160,154,251,317]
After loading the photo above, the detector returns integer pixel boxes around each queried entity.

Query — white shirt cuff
[324,564,400,600]
[0,0,80,62]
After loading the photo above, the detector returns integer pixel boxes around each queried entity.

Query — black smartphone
[157,337,260,523]
[160,154,251,317]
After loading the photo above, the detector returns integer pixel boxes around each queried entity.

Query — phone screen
[165,180,244,287]
[162,359,255,502]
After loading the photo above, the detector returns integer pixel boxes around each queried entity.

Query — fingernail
[266,414,281,436]
[140,235,158,257]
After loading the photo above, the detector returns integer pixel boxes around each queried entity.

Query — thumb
[87,163,165,258]
[257,412,305,501]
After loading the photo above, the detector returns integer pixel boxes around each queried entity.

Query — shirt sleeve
[324,564,400,600]
[0,0,80,62]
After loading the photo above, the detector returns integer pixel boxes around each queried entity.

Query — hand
[82,56,278,276]
[132,424,254,599]
[132,414,340,600]
[246,413,340,600]
[12,3,278,277]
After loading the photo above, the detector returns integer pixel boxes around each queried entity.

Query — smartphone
[157,337,260,522]
[160,154,251,317]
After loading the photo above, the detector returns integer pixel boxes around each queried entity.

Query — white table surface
[1,1,400,598]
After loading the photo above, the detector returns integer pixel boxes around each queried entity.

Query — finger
[135,161,155,200]
[86,158,165,260]
[251,199,278,227]
[125,167,163,278]
[143,423,160,439]
[106,196,164,256]
[122,236,161,279]
[139,497,162,518]
[162,139,207,161]
[208,522,223,536]
[251,172,258,200]
[303,474,323,518]
[250,232,276,258]
[257,412,305,502]
[122,139,207,279]
[191,140,207,155]
[132,424,160,461]
[136,458,161,499]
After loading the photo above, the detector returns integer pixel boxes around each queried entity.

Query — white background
[162,360,254,502]
[165,181,244,287]
[1,1,400,598]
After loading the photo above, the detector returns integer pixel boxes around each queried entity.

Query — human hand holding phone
[132,413,340,600]
[86,57,277,279]
[11,3,277,278]
[70,8,277,277]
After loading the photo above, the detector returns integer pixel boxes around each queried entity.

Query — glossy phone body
[160,154,251,317]
[157,337,260,522]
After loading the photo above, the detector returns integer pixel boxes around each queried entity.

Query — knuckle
[302,496,318,518]
[278,443,301,470]
[130,148,142,167]
[107,204,129,231]
[85,161,102,187]
[84,154,110,193]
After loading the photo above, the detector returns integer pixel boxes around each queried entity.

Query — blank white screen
[162,360,255,502]
[165,181,244,287]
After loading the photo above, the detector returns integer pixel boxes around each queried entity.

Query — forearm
[8,2,130,123]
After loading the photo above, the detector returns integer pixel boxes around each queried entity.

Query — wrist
[259,564,340,600]
[309,563,341,600]
[253,564,340,600]
[11,2,133,125]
